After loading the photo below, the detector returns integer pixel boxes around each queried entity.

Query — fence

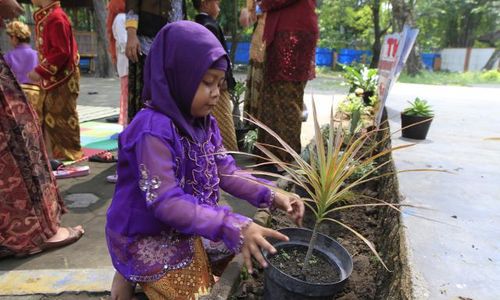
[440,48,498,72]
[225,42,372,68]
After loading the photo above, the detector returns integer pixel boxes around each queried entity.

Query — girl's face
[191,69,225,118]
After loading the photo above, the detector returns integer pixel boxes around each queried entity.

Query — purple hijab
[142,21,229,142]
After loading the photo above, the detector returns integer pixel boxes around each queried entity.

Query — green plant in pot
[341,63,378,106]
[401,97,434,140]
[237,101,424,299]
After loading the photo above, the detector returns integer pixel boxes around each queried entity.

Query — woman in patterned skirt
[0,0,84,258]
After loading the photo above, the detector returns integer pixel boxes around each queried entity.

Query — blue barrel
[315,48,333,66]
[226,42,250,64]
[421,53,436,70]
[338,49,357,65]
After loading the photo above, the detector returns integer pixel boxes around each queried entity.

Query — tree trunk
[229,0,239,63]
[482,50,500,71]
[390,0,421,76]
[370,0,382,68]
[92,0,114,78]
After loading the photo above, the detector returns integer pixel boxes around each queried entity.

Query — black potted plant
[401,97,434,140]
[239,102,417,299]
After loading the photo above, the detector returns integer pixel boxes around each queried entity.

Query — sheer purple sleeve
[211,126,275,208]
[136,134,252,252]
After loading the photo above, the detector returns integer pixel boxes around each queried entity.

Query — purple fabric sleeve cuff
[222,213,252,253]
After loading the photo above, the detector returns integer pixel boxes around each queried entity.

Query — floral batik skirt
[38,70,83,161]
[139,237,214,300]
[0,53,65,257]
[257,80,307,163]
[211,90,238,151]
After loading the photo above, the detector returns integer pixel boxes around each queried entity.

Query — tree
[415,0,499,50]
[219,0,246,63]
[391,0,422,76]
[92,0,113,77]
[370,0,391,68]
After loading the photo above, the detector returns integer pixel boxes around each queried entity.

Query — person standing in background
[4,20,42,127]
[257,0,318,166]
[240,0,266,124]
[28,0,83,162]
[0,0,84,260]
[193,0,238,151]
[4,21,38,85]
[107,0,129,127]
[125,0,187,122]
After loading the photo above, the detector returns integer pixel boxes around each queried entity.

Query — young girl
[106,21,303,300]
[4,21,38,85]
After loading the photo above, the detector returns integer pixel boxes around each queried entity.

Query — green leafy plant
[234,99,443,274]
[243,129,258,153]
[338,93,369,135]
[231,80,247,129]
[403,97,433,117]
[340,63,379,96]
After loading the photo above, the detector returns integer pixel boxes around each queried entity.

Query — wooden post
[464,47,472,72]
[332,51,338,69]
[92,0,114,77]
[433,55,441,71]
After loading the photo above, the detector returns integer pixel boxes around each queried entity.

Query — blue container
[315,48,333,66]
[226,41,250,64]
[79,57,91,73]
[338,49,372,65]
[338,48,357,65]
[421,53,436,70]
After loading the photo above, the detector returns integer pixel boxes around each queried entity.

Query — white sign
[375,26,419,125]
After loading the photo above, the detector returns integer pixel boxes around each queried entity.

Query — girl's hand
[241,222,288,273]
[273,191,305,227]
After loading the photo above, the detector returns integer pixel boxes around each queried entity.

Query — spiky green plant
[403,97,433,117]
[233,100,441,273]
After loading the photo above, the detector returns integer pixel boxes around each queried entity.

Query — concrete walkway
[387,83,500,299]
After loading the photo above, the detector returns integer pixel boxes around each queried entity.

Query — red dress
[261,0,318,82]
[33,1,79,91]
[0,53,65,256]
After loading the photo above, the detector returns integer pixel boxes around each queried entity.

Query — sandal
[89,152,117,163]
[38,227,84,252]
[12,227,84,258]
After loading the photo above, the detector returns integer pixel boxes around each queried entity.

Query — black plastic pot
[401,113,433,140]
[262,228,353,300]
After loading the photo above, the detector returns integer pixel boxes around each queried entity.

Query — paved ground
[1,73,499,299]
[387,83,500,300]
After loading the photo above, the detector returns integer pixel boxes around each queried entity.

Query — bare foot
[111,271,137,300]
[46,225,84,243]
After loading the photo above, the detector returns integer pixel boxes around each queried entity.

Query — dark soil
[231,187,386,300]
[268,245,341,284]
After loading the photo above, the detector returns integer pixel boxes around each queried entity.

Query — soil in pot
[231,187,388,300]
[268,244,342,284]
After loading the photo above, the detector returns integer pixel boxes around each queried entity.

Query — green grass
[398,70,500,86]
